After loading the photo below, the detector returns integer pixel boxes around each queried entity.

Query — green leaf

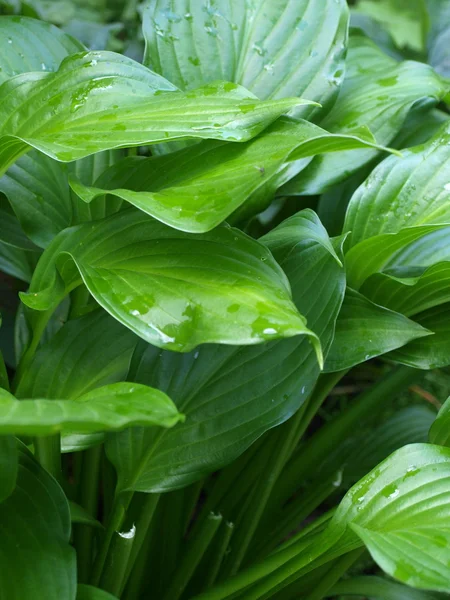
[345,225,448,290]
[281,34,448,195]
[353,0,429,51]
[77,585,118,600]
[324,288,430,372]
[388,303,450,369]
[0,208,40,250]
[0,441,76,599]
[0,435,17,502]
[0,239,39,282]
[0,348,8,391]
[429,396,450,447]
[0,49,314,176]
[69,501,102,529]
[345,121,450,248]
[106,210,345,493]
[330,575,445,599]
[70,118,392,233]
[361,262,450,318]
[142,0,348,119]
[0,382,182,436]
[427,0,450,77]
[0,15,84,84]
[21,210,321,356]
[16,310,137,400]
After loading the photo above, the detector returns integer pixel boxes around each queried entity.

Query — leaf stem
[33,434,62,482]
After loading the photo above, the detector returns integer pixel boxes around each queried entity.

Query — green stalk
[99,527,136,596]
[34,434,62,481]
[303,549,364,600]
[273,365,421,509]
[204,521,235,590]
[74,445,102,583]
[90,491,134,586]
[162,512,223,600]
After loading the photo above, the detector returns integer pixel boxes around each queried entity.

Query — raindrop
[444,183,450,191]
[263,327,277,335]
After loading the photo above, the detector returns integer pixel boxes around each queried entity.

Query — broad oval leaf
[281,34,448,195]
[0,441,76,600]
[142,0,348,119]
[21,210,321,355]
[324,288,430,372]
[106,210,346,493]
[0,382,182,436]
[70,118,392,233]
[0,15,84,84]
[345,121,450,248]
[0,49,313,176]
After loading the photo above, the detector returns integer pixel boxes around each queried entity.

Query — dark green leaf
[0,239,39,281]
[21,211,321,355]
[0,435,17,502]
[106,211,346,493]
[77,585,118,600]
[324,288,430,372]
[0,49,314,176]
[0,441,76,599]
[281,34,448,195]
[142,0,348,119]
[429,396,450,447]
[69,501,102,529]
[330,575,445,599]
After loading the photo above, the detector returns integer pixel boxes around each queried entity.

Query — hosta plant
[1,1,450,599]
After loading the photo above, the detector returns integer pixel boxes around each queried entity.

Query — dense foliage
[0,0,450,598]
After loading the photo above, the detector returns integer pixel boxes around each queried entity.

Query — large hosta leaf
[71,118,391,233]
[281,34,448,195]
[0,382,182,436]
[427,0,450,77]
[0,441,76,599]
[324,288,430,372]
[21,210,320,355]
[0,49,313,176]
[361,262,450,318]
[330,576,445,599]
[388,303,450,369]
[142,0,348,119]
[105,210,346,493]
[345,121,450,248]
[0,15,84,83]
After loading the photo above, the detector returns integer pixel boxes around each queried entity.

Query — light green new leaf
[387,226,450,268]
[361,262,450,317]
[345,121,450,248]
[0,382,182,436]
[70,118,392,233]
[0,49,314,176]
[143,0,348,119]
[0,435,17,503]
[429,396,450,447]
[21,210,321,355]
[324,288,430,372]
[0,441,76,600]
[352,0,429,51]
[106,211,346,493]
[77,585,118,600]
[281,34,448,195]
[0,15,84,84]
[389,303,450,369]
[345,225,447,290]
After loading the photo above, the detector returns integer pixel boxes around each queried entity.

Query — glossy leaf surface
[0,382,182,435]
[0,49,313,176]
[0,442,76,599]
[142,0,348,119]
[324,288,430,372]
[22,211,320,354]
[106,211,345,493]
[70,118,391,233]
[281,34,448,195]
